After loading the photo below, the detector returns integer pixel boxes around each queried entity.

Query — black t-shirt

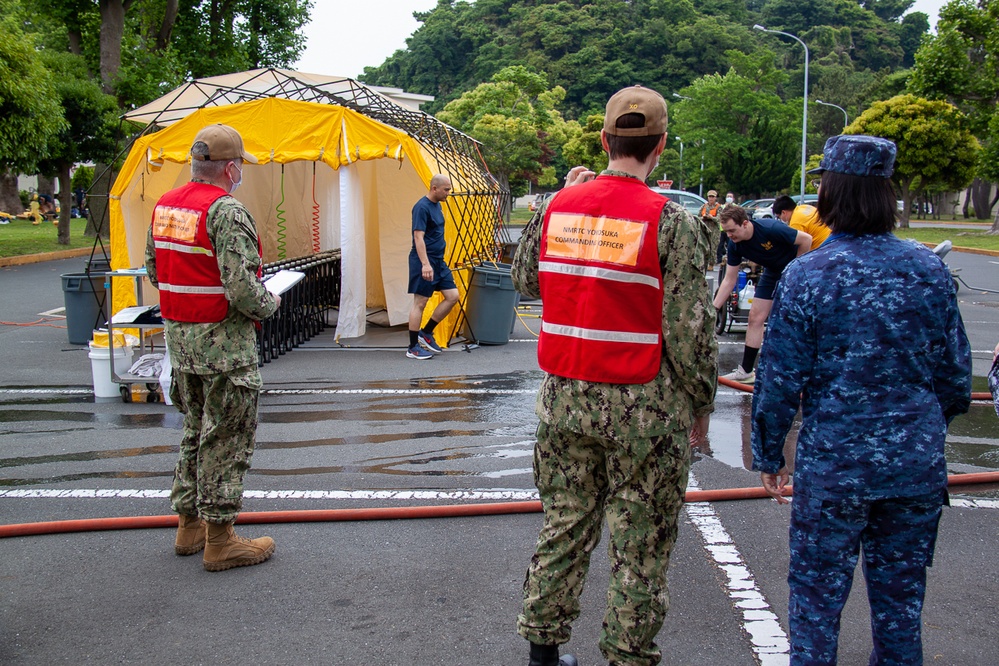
[726,217,799,272]
[411,196,446,257]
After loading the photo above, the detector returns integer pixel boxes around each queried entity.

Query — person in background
[29,193,42,225]
[788,197,830,250]
[700,189,725,265]
[407,174,459,360]
[712,205,811,383]
[752,134,972,664]
[512,85,717,666]
[771,195,796,225]
[145,123,280,572]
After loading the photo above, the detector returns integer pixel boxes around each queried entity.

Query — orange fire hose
[3,472,998,539]
[719,375,993,402]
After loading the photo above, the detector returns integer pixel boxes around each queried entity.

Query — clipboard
[264,270,306,296]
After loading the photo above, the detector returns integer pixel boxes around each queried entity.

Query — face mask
[725,196,734,204]
[228,162,243,193]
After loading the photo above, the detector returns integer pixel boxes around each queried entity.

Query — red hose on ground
[3,472,998,539]
[719,375,993,402]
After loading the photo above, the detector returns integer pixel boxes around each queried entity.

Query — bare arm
[413,230,433,281]
[794,230,813,257]
[712,267,740,310]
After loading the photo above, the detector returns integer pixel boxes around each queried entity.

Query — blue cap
[808,134,896,178]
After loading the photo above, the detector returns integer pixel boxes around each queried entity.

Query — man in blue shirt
[407,174,458,359]
[711,206,812,383]
[751,135,972,665]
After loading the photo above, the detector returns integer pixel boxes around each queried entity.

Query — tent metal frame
[87,67,512,348]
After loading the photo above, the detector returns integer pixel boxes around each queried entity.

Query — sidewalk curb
[0,247,93,268]
[920,243,999,258]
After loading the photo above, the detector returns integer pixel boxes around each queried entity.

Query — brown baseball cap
[603,86,668,137]
[191,124,258,163]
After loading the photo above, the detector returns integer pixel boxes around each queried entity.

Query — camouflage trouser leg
[518,422,691,666]
[787,487,945,666]
[168,366,262,524]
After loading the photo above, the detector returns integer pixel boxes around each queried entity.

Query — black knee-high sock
[742,346,760,372]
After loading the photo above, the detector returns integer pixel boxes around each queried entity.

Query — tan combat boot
[203,522,275,572]
[174,514,206,555]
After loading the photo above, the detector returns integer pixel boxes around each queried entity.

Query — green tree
[670,50,799,198]
[171,0,312,79]
[0,1,67,214]
[437,66,567,216]
[561,115,609,175]
[845,94,979,227]
[36,51,120,244]
[908,0,999,229]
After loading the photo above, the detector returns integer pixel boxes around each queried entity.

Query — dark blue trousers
[787,487,946,666]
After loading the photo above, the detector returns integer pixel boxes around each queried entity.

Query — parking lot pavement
[1,255,998,664]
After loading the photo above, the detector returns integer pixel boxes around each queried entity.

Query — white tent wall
[117,156,422,337]
[337,164,366,340]
[371,159,427,327]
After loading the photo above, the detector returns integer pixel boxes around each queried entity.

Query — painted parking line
[686,472,791,665]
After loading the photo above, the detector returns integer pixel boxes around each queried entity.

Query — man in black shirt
[712,205,811,383]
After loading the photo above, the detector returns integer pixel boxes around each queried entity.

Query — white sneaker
[722,365,755,384]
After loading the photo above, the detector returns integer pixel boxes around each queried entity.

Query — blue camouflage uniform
[751,232,971,665]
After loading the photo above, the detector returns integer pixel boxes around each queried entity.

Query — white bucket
[89,343,134,399]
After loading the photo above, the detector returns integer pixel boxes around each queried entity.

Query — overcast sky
[293,0,952,82]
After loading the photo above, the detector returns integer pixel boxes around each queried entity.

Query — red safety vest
[538,175,665,384]
[151,182,251,323]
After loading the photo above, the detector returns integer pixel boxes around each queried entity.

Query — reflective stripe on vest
[538,260,660,289]
[537,174,665,384]
[541,321,660,345]
[153,240,215,257]
[157,282,227,295]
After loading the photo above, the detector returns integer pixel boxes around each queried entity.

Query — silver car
[651,188,708,216]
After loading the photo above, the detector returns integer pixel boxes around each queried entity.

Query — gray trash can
[61,273,107,345]
[464,263,518,345]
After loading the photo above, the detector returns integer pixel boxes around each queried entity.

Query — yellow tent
[109,68,505,344]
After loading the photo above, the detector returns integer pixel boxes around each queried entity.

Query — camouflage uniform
[145,189,278,524]
[751,233,971,665]
[512,170,718,666]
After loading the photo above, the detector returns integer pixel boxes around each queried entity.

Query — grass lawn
[893,226,999,252]
[0,217,94,258]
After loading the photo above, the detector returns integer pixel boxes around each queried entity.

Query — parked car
[751,198,776,219]
[791,194,818,205]
[651,188,708,216]
[528,192,553,211]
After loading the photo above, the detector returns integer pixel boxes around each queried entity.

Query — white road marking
[950,497,999,510]
[685,472,791,665]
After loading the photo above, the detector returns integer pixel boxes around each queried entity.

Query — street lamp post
[699,140,705,197]
[675,135,684,190]
[672,94,703,195]
[754,24,809,198]
[815,99,848,128]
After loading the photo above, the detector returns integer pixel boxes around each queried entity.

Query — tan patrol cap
[603,86,668,137]
[707,190,718,196]
[191,124,258,163]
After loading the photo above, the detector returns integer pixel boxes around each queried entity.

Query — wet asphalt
[1,251,998,665]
